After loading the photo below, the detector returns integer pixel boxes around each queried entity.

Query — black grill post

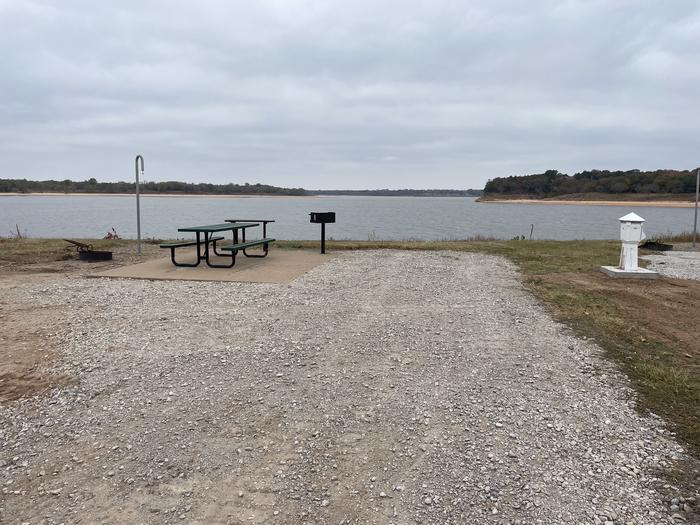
[309,212,336,254]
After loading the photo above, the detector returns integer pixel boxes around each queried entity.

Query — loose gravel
[643,251,700,281]
[0,250,694,524]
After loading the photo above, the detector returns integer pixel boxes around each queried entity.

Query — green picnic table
[159,221,275,268]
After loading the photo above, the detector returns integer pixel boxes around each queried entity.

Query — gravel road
[0,251,692,524]
[643,251,700,281]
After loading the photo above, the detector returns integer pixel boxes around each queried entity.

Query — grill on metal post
[309,212,335,254]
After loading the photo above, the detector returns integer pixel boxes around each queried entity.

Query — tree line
[0,178,306,196]
[484,169,699,196]
[0,178,484,197]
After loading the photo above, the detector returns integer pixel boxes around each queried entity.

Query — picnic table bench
[160,220,275,268]
[160,236,225,267]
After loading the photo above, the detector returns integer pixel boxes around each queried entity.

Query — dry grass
[651,231,699,243]
[0,237,158,266]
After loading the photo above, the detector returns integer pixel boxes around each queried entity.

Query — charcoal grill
[309,212,335,254]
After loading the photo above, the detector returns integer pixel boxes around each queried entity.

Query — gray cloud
[1,0,698,189]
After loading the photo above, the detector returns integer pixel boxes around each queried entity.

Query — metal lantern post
[693,167,699,249]
[135,155,144,254]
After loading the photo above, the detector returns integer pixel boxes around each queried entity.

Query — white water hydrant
[600,212,658,279]
[618,212,646,271]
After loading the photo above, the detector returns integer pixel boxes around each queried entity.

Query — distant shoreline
[1,192,693,206]
[479,198,694,208]
[0,192,479,198]
[0,192,315,199]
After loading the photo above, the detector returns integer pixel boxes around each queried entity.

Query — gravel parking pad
[643,251,700,281]
[0,251,689,524]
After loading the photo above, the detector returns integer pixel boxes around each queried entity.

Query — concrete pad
[600,266,659,279]
[92,249,334,284]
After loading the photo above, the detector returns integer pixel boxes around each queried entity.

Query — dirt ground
[540,270,700,363]
[0,243,161,402]
[0,273,72,401]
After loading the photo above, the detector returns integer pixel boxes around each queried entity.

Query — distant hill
[0,178,306,196]
[481,169,698,200]
[0,178,484,197]
[308,189,483,197]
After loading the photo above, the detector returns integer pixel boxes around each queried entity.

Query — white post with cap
[600,212,658,279]
[618,212,645,271]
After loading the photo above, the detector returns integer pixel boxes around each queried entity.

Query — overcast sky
[0,1,698,189]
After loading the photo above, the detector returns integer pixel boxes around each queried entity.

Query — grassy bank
[2,237,698,463]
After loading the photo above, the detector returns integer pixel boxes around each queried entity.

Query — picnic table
[225,219,275,238]
[160,221,275,268]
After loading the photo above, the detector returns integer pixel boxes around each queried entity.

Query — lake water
[0,194,694,241]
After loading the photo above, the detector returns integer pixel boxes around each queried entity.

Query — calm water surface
[0,195,693,241]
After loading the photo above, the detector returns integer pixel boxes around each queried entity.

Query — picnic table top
[178,222,259,233]
[225,219,276,223]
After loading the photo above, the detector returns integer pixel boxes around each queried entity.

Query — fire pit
[64,239,113,262]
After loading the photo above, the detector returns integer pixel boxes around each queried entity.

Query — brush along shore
[477,192,696,207]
